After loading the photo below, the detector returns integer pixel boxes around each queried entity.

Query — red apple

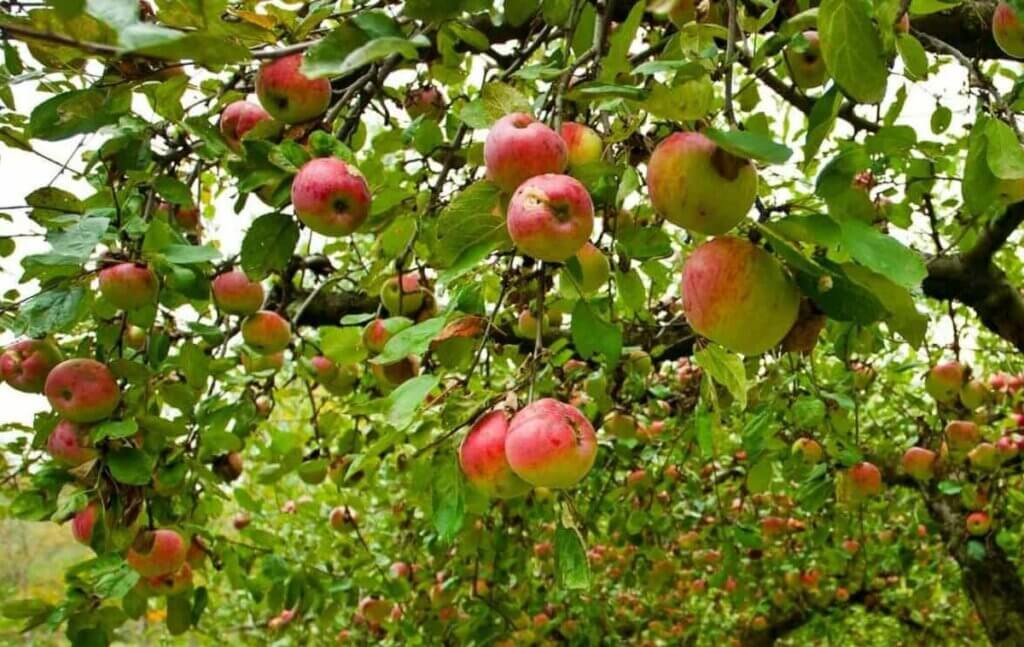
[901,447,936,481]
[126,529,188,577]
[71,502,100,545]
[362,318,393,354]
[682,237,800,355]
[241,310,292,354]
[291,157,372,237]
[945,420,980,453]
[459,410,532,498]
[784,31,827,90]
[329,505,358,530]
[846,462,882,501]
[994,2,1024,58]
[44,359,120,423]
[98,262,158,310]
[966,511,991,536]
[484,113,567,193]
[212,270,265,315]
[380,273,427,317]
[0,339,62,393]
[47,419,98,466]
[255,53,331,124]
[220,100,273,151]
[647,132,758,234]
[405,85,445,120]
[505,398,598,488]
[507,173,594,262]
[559,122,603,167]
[925,361,964,404]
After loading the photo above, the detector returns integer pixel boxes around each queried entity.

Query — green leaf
[405,0,466,21]
[106,447,155,485]
[842,264,928,348]
[962,117,998,216]
[818,0,889,104]
[374,317,447,365]
[159,244,220,265]
[571,300,622,368]
[1,599,54,620]
[432,181,507,266]
[320,326,368,364]
[385,374,439,430]
[705,128,793,164]
[482,82,532,123]
[120,26,252,65]
[432,455,465,541]
[14,287,89,337]
[599,0,645,82]
[985,118,1024,180]
[240,212,300,280]
[694,345,748,410]
[154,176,194,206]
[803,86,842,163]
[91,419,138,443]
[29,88,131,140]
[303,36,422,79]
[930,105,952,134]
[834,215,927,289]
[642,79,712,121]
[166,592,191,635]
[746,458,774,493]
[896,33,928,80]
[554,524,591,589]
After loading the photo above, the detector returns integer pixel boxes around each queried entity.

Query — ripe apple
[559,122,603,167]
[484,113,568,193]
[47,419,98,466]
[996,435,1019,461]
[219,100,273,151]
[901,447,937,481]
[405,85,445,120]
[213,451,244,481]
[380,273,427,316]
[362,318,393,354]
[330,505,358,531]
[255,53,331,124]
[212,270,265,315]
[291,157,372,237]
[994,2,1024,58]
[966,511,991,536]
[945,420,980,453]
[760,516,787,538]
[311,356,361,396]
[71,501,100,545]
[127,529,188,577]
[99,262,158,310]
[602,411,637,439]
[846,462,882,501]
[44,359,120,423]
[241,310,292,354]
[925,361,965,403]
[505,398,598,488]
[682,237,800,355]
[506,173,594,262]
[0,339,62,393]
[459,410,532,498]
[156,202,200,233]
[563,242,610,295]
[647,132,758,234]
[784,31,827,90]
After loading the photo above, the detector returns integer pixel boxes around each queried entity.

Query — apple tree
[1,0,1024,645]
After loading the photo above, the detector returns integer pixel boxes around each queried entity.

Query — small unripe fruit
[405,85,445,120]
[968,443,999,472]
[380,273,427,317]
[330,505,358,530]
[784,31,827,89]
[791,437,823,464]
[966,511,991,536]
[901,447,937,481]
[926,361,965,404]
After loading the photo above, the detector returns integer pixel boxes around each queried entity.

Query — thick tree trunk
[924,495,1024,646]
